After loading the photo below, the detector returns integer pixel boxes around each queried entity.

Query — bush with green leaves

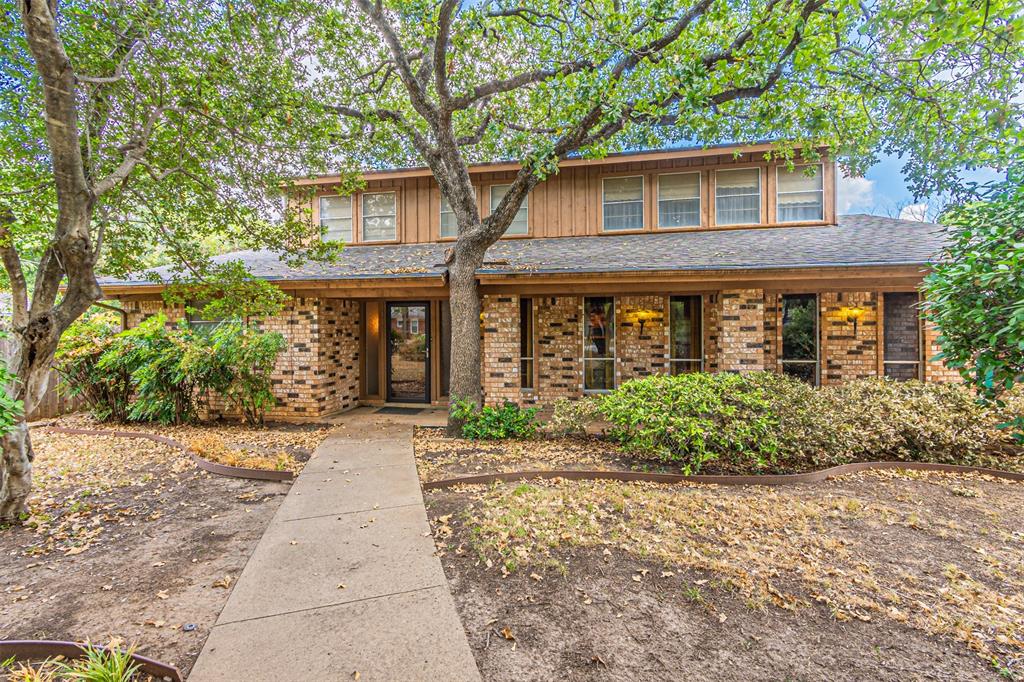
[924,169,1024,439]
[54,313,132,422]
[203,321,286,425]
[451,398,539,440]
[599,372,781,473]
[548,396,603,436]
[582,372,1022,473]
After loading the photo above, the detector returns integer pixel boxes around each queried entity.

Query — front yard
[0,418,331,678]
[421,441,1024,680]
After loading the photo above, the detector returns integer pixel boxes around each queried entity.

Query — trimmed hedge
[578,372,1022,474]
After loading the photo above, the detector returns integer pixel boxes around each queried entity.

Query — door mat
[376,406,425,415]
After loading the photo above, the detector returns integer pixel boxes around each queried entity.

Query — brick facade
[821,292,879,385]
[923,321,961,383]
[535,296,583,400]
[481,294,522,406]
[616,295,668,384]
[718,289,766,372]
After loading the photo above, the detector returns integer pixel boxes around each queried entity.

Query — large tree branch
[0,207,29,330]
[447,59,595,111]
[76,40,143,84]
[434,0,459,108]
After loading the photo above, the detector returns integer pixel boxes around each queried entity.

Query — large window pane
[777,164,824,222]
[440,196,457,238]
[603,177,644,231]
[520,297,534,390]
[490,185,528,235]
[584,296,615,390]
[669,295,702,374]
[658,173,700,228]
[781,293,817,384]
[715,168,760,226]
[362,191,397,241]
[883,292,921,380]
[320,195,352,242]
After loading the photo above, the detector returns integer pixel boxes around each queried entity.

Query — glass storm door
[386,303,430,403]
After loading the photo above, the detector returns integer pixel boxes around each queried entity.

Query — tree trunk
[446,243,486,435]
[0,317,68,523]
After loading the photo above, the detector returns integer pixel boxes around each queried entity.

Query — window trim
[519,297,536,392]
[656,172,703,230]
[487,183,530,237]
[601,175,646,233]
[714,166,763,227]
[318,194,354,243]
[582,296,616,393]
[775,163,825,224]
[668,294,704,373]
[779,293,820,386]
[360,190,399,243]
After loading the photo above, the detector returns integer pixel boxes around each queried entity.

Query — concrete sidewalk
[188,409,480,681]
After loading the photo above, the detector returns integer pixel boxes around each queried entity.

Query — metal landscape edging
[421,460,1024,490]
[37,426,294,482]
[0,640,182,681]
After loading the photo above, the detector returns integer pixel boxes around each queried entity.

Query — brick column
[922,321,962,383]
[718,289,766,372]
[616,295,668,383]
[317,299,361,414]
[821,292,878,385]
[536,296,583,400]
[703,294,722,373]
[481,294,521,405]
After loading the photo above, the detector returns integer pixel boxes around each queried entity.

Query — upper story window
[489,184,528,235]
[361,191,397,242]
[658,173,701,228]
[715,168,761,226]
[440,196,457,238]
[777,164,824,222]
[602,176,644,231]
[320,195,353,242]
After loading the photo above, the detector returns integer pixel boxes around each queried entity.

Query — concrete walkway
[189,408,480,681]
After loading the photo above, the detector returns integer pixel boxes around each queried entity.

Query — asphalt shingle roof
[99,214,946,288]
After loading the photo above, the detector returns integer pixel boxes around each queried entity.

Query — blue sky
[837,154,1004,221]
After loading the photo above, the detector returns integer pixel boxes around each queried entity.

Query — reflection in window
[658,173,700,228]
[669,296,702,374]
[781,294,818,384]
[583,297,615,391]
[883,292,921,380]
[520,298,534,390]
[320,195,353,242]
[777,164,824,222]
[440,196,457,238]
[715,168,760,225]
[602,177,644,231]
[362,192,397,241]
[186,300,223,331]
[489,185,528,235]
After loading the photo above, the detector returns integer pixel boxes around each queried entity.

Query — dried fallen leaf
[500,626,515,641]
[212,576,233,589]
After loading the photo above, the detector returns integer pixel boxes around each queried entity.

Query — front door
[386,302,430,403]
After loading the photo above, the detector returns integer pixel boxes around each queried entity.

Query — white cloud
[836,175,875,214]
[898,203,928,222]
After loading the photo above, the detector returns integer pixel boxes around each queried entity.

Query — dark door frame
[385,301,431,403]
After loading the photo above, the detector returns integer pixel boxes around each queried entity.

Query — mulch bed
[425,470,1024,681]
[0,418,334,677]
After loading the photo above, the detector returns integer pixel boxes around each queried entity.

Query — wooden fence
[0,337,86,421]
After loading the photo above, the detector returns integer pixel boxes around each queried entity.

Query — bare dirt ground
[424,470,1024,681]
[0,421,330,678]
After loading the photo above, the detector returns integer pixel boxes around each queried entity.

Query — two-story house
[99,143,958,421]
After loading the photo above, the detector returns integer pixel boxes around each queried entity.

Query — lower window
[883,292,921,380]
[520,297,534,391]
[583,297,615,391]
[669,295,703,374]
[780,294,818,384]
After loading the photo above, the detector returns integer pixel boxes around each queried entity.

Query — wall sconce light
[843,305,866,335]
[633,309,658,334]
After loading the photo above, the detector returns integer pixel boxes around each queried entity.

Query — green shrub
[450,398,539,440]
[55,313,132,422]
[548,396,602,436]
[592,372,1022,473]
[599,372,780,473]
[203,321,286,425]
